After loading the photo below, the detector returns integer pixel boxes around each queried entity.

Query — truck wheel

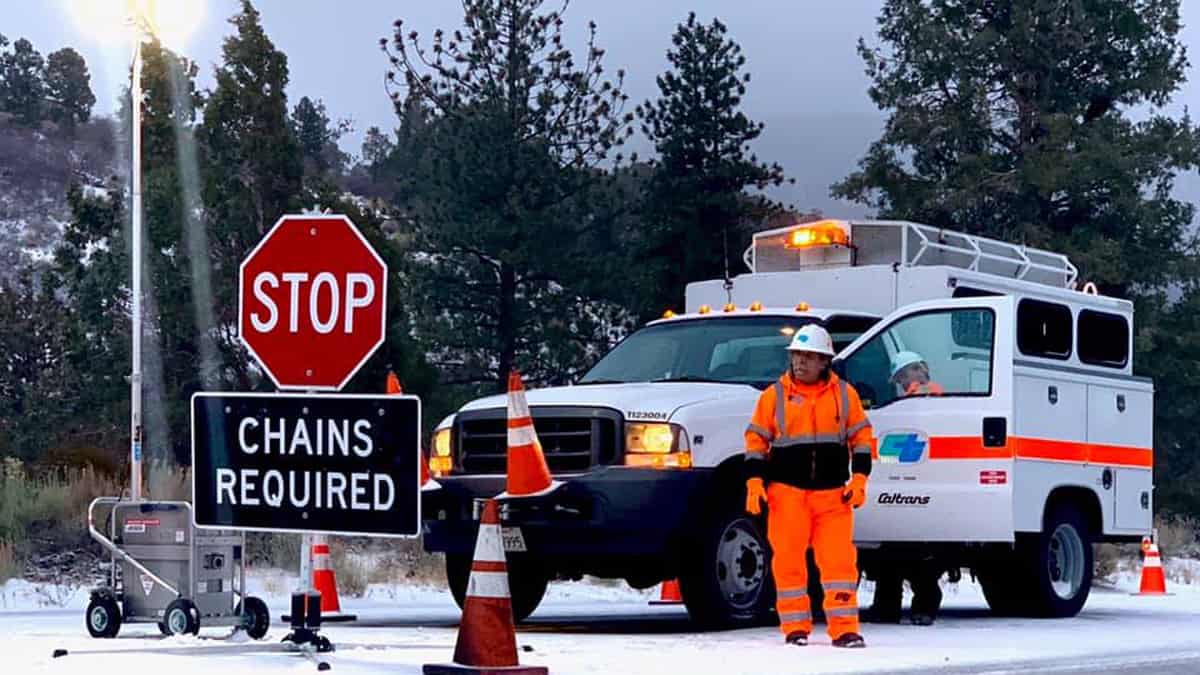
[446,553,549,623]
[85,594,122,638]
[679,511,773,628]
[1018,504,1094,618]
[977,561,1026,617]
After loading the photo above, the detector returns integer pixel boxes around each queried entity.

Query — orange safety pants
[767,483,860,638]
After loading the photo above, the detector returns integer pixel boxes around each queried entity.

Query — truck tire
[979,504,1094,618]
[1017,504,1094,618]
[446,553,549,623]
[678,510,774,629]
[977,560,1026,617]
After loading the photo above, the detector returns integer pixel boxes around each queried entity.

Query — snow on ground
[4,570,1199,674]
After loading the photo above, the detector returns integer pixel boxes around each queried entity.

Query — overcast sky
[11,1,1200,217]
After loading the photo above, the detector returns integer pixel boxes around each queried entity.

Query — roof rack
[744,219,1078,289]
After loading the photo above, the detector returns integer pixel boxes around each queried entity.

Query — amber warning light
[784,220,850,249]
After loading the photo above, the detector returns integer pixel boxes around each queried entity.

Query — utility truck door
[835,296,1015,543]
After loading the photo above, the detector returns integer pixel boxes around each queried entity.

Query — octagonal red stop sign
[239,214,387,391]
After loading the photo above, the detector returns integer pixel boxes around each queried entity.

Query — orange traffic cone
[1135,536,1169,595]
[386,370,403,395]
[387,370,439,491]
[498,370,561,499]
[311,535,357,622]
[649,578,683,605]
[423,499,548,675]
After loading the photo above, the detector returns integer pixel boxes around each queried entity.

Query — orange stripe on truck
[1016,439,1152,468]
[927,436,1013,460]
[907,436,1152,467]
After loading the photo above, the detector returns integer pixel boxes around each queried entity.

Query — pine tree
[635,13,788,320]
[836,0,1200,517]
[54,40,206,466]
[292,95,348,184]
[382,0,636,393]
[0,267,88,461]
[44,47,96,132]
[834,0,1198,297]
[199,0,302,388]
[0,38,46,125]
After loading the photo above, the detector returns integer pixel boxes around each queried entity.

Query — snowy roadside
[0,567,656,613]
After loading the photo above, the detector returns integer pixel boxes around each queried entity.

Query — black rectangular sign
[191,392,421,537]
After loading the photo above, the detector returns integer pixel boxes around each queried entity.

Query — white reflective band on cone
[313,555,332,571]
[472,523,507,563]
[466,570,511,599]
[507,424,537,447]
[1145,553,1162,568]
[508,392,532,420]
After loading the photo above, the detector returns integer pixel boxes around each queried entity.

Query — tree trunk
[496,262,517,393]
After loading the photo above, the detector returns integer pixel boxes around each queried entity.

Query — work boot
[785,630,809,646]
[911,613,935,626]
[832,632,866,649]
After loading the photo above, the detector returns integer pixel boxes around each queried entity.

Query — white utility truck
[421,219,1154,626]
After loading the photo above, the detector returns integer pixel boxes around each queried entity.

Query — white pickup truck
[421,219,1154,626]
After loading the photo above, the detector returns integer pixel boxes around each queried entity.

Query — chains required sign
[191,392,420,537]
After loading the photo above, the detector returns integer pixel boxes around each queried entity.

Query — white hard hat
[786,324,836,357]
[890,351,926,379]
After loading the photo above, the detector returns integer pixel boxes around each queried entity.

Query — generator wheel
[85,595,122,638]
[163,598,200,636]
[237,596,271,639]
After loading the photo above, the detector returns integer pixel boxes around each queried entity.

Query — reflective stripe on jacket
[744,372,873,489]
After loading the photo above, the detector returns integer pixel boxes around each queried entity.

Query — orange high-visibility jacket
[745,372,874,489]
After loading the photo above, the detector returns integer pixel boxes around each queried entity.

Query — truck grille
[455,407,621,474]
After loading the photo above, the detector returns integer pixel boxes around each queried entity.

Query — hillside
[0,115,117,276]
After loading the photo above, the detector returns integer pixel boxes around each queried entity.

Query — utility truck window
[842,308,995,409]
[579,317,823,388]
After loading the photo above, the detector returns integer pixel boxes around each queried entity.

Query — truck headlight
[430,428,452,476]
[624,423,692,468]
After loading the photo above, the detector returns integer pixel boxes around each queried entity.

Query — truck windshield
[579,317,821,388]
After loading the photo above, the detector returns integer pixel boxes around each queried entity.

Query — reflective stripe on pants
[766,483,860,638]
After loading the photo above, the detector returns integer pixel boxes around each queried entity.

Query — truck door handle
[983,417,1007,448]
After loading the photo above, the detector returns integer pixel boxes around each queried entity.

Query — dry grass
[328,538,446,590]
[245,532,302,570]
[329,541,370,598]
[0,457,183,578]
[1156,515,1200,560]
[0,540,17,583]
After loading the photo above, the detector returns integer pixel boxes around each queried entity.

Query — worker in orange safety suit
[744,324,874,648]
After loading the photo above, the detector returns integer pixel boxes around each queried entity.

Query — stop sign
[238,214,388,391]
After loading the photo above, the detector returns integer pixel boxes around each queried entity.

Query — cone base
[281,613,358,623]
[495,481,563,500]
[423,664,548,675]
[648,600,683,605]
[1132,591,1173,596]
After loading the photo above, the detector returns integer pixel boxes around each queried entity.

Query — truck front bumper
[422,467,711,559]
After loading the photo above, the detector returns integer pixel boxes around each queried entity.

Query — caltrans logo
[879,432,928,464]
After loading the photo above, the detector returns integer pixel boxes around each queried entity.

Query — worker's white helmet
[890,351,926,379]
[787,324,836,357]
